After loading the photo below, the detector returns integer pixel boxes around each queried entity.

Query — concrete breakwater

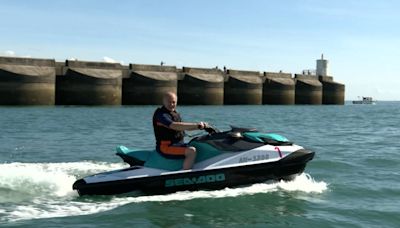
[123,64,177,105]
[56,60,122,105]
[294,74,323,105]
[263,72,295,105]
[0,56,345,105]
[225,69,263,105]
[0,57,55,105]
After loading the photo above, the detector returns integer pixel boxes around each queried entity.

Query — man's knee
[185,147,196,157]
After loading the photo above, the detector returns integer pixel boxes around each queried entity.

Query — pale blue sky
[1,0,399,100]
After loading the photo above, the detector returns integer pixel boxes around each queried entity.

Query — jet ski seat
[116,145,184,170]
[116,143,222,171]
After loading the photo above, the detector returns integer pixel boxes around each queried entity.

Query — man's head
[163,92,177,111]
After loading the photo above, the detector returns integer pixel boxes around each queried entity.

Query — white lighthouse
[316,54,329,77]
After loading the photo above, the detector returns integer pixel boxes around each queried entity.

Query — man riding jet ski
[73,125,314,196]
[72,92,314,196]
[152,92,207,170]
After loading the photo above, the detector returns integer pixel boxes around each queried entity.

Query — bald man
[152,92,206,170]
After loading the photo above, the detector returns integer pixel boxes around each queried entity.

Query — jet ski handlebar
[203,123,219,134]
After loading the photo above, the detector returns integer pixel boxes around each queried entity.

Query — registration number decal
[239,154,269,163]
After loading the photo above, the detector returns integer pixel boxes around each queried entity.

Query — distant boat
[352,97,376,105]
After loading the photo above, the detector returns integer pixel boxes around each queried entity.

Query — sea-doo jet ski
[73,126,314,196]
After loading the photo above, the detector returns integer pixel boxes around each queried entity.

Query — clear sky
[1,0,399,100]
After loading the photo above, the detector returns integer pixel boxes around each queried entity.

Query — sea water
[0,103,399,227]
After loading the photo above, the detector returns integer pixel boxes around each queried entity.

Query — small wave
[0,170,327,222]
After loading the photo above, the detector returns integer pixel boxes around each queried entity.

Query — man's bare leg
[183,147,197,170]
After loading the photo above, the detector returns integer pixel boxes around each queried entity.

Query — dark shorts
[156,141,188,159]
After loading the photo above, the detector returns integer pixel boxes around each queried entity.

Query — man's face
[163,94,177,111]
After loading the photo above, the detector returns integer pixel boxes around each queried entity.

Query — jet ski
[73,126,315,196]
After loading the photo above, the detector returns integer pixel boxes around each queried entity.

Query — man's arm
[169,122,204,131]
[156,112,205,131]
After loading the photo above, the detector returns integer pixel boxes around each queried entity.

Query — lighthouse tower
[316,54,329,76]
[316,54,345,105]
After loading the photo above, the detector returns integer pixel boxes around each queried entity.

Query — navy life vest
[152,106,184,145]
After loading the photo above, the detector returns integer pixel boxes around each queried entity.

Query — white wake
[0,162,327,223]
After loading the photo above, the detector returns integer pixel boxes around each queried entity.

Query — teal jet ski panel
[188,141,221,160]
[145,152,184,171]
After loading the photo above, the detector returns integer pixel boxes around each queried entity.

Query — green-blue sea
[0,102,399,227]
